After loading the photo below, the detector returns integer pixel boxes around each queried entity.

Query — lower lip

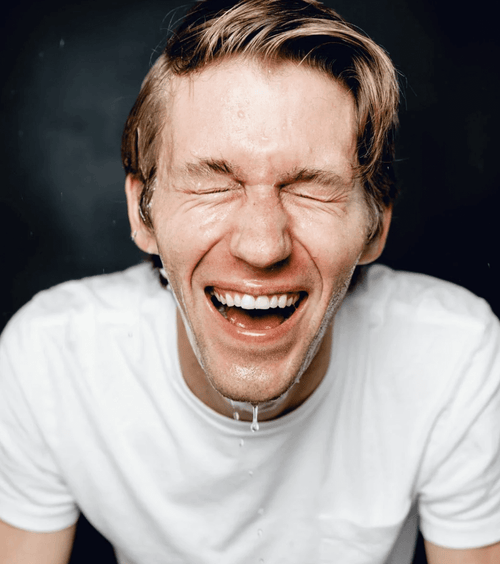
[204,291,308,344]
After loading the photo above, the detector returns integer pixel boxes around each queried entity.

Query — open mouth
[207,287,307,331]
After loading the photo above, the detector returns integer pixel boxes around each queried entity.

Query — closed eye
[199,187,232,194]
[180,181,242,196]
[281,184,349,203]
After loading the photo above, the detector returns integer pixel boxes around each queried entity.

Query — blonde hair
[122,0,400,240]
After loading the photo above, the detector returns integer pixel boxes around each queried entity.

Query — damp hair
[121,0,400,241]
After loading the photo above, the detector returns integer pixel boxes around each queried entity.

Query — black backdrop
[1,0,499,329]
[0,2,499,561]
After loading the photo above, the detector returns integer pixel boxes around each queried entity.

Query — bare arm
[0,519,75,564]
[425,540,500,564]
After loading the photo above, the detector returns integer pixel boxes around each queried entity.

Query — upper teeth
[212,290,299,310]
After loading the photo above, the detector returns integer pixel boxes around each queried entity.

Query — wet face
[127,59,389,418]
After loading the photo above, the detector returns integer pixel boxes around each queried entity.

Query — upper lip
[205,280,309,297]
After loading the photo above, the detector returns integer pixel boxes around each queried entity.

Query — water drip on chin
[227,399,261,431]
[251,404,260,432]
[223,389,295,424]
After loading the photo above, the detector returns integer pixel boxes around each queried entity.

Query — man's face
[130,59,387,410]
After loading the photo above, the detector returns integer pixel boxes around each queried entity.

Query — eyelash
[282,187,336,203]
[192,185,340,203]
[188,186,233,196]
[211,187,233,193]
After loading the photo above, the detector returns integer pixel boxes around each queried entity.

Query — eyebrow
[183,159,237,178]
[181,159,352,189]
[278,167,352,190]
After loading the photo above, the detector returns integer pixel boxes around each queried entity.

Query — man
[1,0,499,562]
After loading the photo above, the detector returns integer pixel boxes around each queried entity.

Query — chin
[203,355,304,405]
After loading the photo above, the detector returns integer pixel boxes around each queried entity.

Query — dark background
[1,0,498,562]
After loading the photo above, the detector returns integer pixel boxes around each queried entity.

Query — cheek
[291,210,368,276]
[151,193,238,277]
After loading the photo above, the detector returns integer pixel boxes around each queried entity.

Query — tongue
[226,307,286,330]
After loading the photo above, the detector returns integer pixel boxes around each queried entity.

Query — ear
[358,205,392,265]
[125,175,159,255]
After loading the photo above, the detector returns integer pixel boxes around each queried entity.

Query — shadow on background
[1,0,499,561]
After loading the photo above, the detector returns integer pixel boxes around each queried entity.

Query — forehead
[164,58,357,179]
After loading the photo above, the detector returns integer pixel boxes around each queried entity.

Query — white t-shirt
[1,264,499,564]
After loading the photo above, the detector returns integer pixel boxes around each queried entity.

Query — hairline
[154,53,362,192]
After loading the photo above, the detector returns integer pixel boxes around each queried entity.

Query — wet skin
[126,58,391,421]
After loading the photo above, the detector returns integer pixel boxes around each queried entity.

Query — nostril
[229,219,292,269]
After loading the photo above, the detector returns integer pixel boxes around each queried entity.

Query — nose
[229,187,292,269]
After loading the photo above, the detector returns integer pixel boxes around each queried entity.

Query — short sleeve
[417,309,500,549]
[0,307,80,532]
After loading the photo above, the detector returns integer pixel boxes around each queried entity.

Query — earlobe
[358,205,392,265]
[124,175,159,255]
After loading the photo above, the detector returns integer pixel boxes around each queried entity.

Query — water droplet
[239,439,244,447]
[257,529,263,537]
[250,404,259,432]
[59,38,65,48]
[233,411,240,421]
[248,470,253,477]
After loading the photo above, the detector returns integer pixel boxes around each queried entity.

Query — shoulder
[6,262,162,322]
[348,264,496,334]
[0,263,174,354]
[339,264,500,410]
